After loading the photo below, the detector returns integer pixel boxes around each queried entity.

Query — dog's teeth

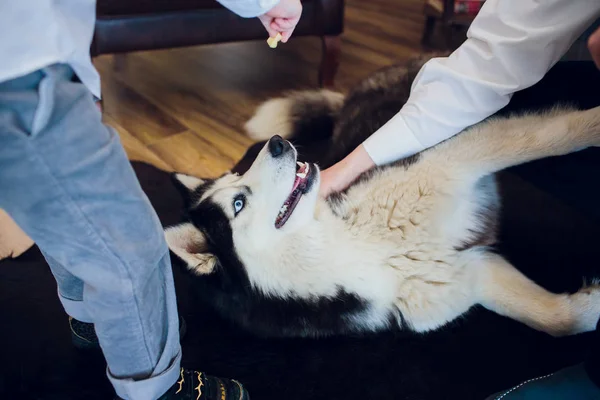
[296,172,307,179]
[297,162,304,168]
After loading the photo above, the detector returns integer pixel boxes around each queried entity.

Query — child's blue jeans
[0,64,181,400]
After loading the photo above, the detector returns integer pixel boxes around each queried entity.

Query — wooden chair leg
[442,23,459,50]
[319,35,341,89]
[421,15,437,47]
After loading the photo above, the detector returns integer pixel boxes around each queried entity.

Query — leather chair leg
[319,35,341,88]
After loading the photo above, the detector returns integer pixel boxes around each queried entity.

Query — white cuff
[362,113,425,166]
[259,0,279,10]
[216,0,279,18]
[109,349,182,400]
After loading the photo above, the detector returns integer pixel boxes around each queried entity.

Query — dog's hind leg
[473,253,600,337]
[428,105,600,180]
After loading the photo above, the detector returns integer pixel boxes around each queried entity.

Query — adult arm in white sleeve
[215,0,279,18]
[362,0,600,166]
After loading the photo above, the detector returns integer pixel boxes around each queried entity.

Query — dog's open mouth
[275,161,315,229]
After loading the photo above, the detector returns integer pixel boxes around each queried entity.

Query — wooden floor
[93,0,446,178]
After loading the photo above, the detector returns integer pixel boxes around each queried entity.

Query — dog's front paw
[569,280,600,334]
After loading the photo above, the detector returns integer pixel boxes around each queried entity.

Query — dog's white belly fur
[320,161,495,332]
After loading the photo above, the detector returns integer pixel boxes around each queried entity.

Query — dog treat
[267,33,283,48]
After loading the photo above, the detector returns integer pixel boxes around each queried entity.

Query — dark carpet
[1,61,600,400]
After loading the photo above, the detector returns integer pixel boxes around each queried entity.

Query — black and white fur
[166,54,600,338]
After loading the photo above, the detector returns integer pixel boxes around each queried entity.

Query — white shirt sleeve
[215,0,280,18]
[362,0,600,166]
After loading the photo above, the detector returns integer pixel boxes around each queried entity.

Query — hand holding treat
[267,33,283,48]
[258,0,302,45]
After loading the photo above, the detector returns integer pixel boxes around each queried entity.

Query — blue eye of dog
[233,196,245,215]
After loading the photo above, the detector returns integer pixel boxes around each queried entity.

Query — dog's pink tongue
[291,175,302,192]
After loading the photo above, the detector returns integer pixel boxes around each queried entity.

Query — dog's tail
[244,89,345,142]
[428,105,600,179]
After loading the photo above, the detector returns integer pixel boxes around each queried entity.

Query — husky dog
[165,55,600,338]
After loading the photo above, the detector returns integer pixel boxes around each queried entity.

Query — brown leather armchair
[91,0,344,87]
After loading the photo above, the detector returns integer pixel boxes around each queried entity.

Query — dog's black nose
[268,135,289,158]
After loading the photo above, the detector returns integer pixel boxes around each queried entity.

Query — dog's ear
[164,223,217,275]
[172,173,205,194]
